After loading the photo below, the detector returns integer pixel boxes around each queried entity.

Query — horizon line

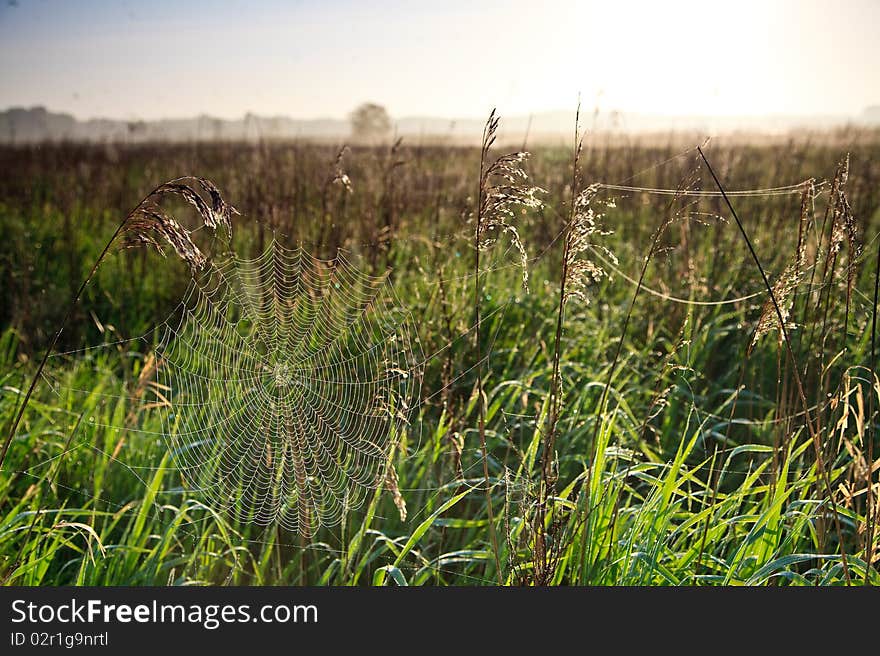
[3,104,878,126]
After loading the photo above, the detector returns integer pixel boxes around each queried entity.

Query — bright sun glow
[0,0,877,120]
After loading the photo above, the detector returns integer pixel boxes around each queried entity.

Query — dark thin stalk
[866,232,880,582]
[535,105,581,583]
[697,146,852,585]
[799,167,842,381]
[475,116,504,585]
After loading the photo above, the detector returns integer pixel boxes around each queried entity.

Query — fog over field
[2,105,880,144]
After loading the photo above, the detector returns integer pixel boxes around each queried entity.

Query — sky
[0,0,878,121]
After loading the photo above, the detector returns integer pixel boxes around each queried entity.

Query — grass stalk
[475,114,504,584]
[697,146,852,584]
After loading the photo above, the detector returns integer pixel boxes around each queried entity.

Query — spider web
[154,239,421,533]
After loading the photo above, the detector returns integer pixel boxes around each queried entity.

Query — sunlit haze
[1,0,878,121]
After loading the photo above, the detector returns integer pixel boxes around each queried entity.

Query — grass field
[1,127,880,585]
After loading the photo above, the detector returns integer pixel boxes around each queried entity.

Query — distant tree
[127,120,147,142]
[349,103,392,142]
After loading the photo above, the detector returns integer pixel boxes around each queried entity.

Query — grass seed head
[477,115,545,291]
[564,183,617,304]
[120,177,236,273]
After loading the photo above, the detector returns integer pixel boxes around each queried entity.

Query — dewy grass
[0,132,879,586]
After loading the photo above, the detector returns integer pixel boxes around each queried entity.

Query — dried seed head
[838,153,850,187]
[840,194,861,295]
[119,177,236,273]
[749,262,800,354]
[154,178,238,232]
[564,184,617,304]
[825,156,860,294]
[795,179,814,271]
[384,460,407,522]
[329,146,353,193]
[121,207,207,271]
[477,112,544,291]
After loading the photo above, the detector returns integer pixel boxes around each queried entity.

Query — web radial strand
[155,240,421,533]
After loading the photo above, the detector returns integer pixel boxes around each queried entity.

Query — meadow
[1,124,879,585]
